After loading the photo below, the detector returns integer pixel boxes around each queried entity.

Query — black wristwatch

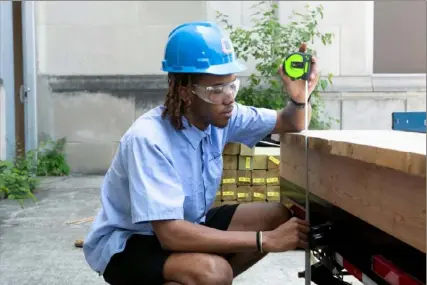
[290,95,312,108]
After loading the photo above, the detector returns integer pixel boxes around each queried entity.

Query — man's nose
[222,91,235,105]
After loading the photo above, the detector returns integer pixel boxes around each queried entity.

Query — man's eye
[212,88,223,94]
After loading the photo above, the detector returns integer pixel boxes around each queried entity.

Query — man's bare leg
[226,202,291,277]
[161,202,291,284]
[163,252,233,285]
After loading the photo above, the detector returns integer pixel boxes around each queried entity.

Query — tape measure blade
[304,79,311,285]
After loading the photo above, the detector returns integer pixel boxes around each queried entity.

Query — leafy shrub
[216,1,338,129]
[0,160,37,208]
[0,137,70,207]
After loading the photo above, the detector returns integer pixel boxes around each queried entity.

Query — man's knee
[192,255,233,285]
[264,202,292,230]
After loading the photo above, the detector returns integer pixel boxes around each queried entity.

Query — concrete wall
[35,1,208,173]
[33,1,426,174]
[319,77,426,130]
[35,1,207,75]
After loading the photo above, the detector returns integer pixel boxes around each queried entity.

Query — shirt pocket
[182,179,205,223]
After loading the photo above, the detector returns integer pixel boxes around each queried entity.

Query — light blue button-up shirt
[83,102,277,274]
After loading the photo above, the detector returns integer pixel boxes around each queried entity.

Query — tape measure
[283,52,312,81]
[283,51,313,285]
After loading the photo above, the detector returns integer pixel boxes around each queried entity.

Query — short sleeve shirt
[83,103,277,274]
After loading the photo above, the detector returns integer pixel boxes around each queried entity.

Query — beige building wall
[36,1,207,75]
[33,1,426,174]
[34,0,427,77]
[35,1,209,173]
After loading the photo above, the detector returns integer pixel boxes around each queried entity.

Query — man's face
[189,73,237,129]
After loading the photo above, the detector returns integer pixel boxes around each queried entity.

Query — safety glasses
[192,78,241,105]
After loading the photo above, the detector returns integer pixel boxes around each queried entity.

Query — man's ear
[179,85,193,107]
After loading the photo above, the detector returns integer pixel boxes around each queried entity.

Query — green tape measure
[283,52,312,81]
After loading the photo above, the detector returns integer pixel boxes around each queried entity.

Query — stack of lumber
[279,130,426,253]
[215,143,281,206]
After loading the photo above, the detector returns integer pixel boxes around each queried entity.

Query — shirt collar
[181,116,212,149]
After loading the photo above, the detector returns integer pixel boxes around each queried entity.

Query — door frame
[21,1,38,153]
[0,1,16,161]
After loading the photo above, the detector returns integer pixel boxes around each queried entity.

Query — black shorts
[103,203,239,285]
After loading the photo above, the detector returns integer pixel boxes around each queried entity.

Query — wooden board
[254,147,280,169]
[281,130,426,177]
[280,130,426,253]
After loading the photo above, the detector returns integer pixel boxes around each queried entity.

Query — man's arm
[271,102,312,134]
[125,134,259,253]
[152,220,258,253]
[272,50,318,134]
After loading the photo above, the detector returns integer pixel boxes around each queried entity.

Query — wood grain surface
[281,130,426,178]
[280,130,426,253]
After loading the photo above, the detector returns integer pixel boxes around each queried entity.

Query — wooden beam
[281,130,426,178]
[280,130,426,253]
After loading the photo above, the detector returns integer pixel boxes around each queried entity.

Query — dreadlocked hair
[162,73,199,130]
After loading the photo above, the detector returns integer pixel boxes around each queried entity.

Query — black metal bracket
[309,222,333,250]
[297,222,354,285]
[298,262,352,285]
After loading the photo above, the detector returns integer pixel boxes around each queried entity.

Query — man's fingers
[299,43,307,53]
[310,57,318,75]
[299,240,309,249]
[311,56,317,64]
[296,218,310,226]
[296,219,310,234]
[278,64,292,84]
[310,70,319,82]
[309,56,319,83]
[278,64,285,77]
[298,231,308,241]
[298,224,310,234]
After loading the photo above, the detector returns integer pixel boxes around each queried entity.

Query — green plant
[216,1,338,129]
[0,136,70,207]
[0,160,37,208]
[14,137,70,176]
[34,137,70,176]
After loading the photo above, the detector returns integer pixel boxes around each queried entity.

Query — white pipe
[22,1,38,152]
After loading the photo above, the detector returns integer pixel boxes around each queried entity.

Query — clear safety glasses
[192,78,241,105]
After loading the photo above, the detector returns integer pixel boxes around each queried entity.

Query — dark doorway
[12,1,25,157]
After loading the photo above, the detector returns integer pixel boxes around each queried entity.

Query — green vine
[216,2,338,129]
[0,137,70,208]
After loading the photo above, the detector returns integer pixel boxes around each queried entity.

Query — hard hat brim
[162,59,247,75]
[204,60,247,75]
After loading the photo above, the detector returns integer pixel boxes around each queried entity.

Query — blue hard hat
[161,21,247,75]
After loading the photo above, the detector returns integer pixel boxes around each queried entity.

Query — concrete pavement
[0,176,358,285]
